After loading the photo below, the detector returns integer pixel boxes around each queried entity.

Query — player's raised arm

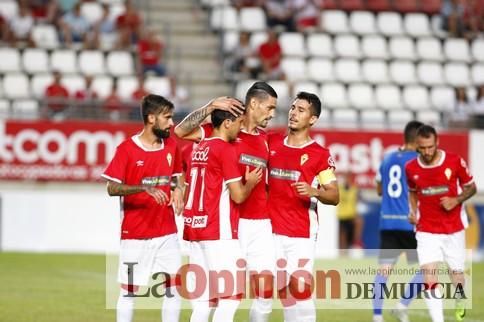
[227,166,263,204]
[174,96,245,141]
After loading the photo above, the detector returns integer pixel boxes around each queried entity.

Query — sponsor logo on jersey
[136,160,144,167]
[141,176,171,186]
[445,168,452,180]
[328,156,336,168]
[301,153,308,165]
[239,154,267,168]
[270,168,301,181]
[192,147,210,162]
[421,185,449,196]
[192,215,208,228]
[167,153,172,167]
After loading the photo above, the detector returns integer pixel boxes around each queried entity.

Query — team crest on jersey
[167,153,172,166]
[413,174,419,180]
[445,168,452,180]
[301,154,309,165]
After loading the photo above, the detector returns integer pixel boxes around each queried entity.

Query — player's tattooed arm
[107,181,168,204]
[440,181,477,211]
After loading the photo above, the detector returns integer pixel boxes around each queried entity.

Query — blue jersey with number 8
[376,149,417,231]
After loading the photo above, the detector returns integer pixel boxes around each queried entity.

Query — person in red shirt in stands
[104,80,125,120]
[44,70,69,118]
[116,0,142,49]
[75,75,98,102]
[137,28,166,76]
[258,29,285,80]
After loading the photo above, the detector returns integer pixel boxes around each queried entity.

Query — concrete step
[147,11,208,25]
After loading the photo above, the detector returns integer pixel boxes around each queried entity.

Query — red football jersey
[268,134,336,238]
[102,134,182,240]
[183,137,242,241]
[406,150,473,234]
[201,124,269,219]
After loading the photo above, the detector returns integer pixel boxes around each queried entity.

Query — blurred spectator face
[267,30,278,43]
[85,76,93,88]
[239,32,250,45]
[102,4,109,17]
[456,87,467,101]
[73,3,81,16]
[478,86,484,99]
[53,71,62,83]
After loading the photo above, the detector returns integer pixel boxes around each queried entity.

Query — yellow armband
[317,169,336,185]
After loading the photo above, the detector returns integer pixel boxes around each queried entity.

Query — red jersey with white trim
[183,137,242,241]
[201,124,269,220]
[268,134,336,238]
[405,150,473,234]
[102,135,182,240]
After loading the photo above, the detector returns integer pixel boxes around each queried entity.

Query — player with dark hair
[183,108,262,322]
[373,120,424,322]
[406,124,476,322]
[175,81,279,322]
[102,94,184,322]
[268,91,339,322]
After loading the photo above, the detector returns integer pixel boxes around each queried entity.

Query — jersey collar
[132,132,165,152]
[417,149,446,168]
[283,136,314,149]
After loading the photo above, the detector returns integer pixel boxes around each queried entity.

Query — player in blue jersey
[373,121,424,322]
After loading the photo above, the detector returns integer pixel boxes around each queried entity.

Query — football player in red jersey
[267,92,339,322]
[406,125,476,322]
[175,82,279,322]
[102,95,184,322]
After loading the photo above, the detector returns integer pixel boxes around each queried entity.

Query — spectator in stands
[232,0,263,10]
[44,70,69,119]
[29,0,60,24]
[7,3,35,47]
[116,0,142,49]
[463,0,484,38]
[258,29,285,80]
[58,0,78,13]
[59,2,91,47]
[289,0,323,32]
[104,80,125,121]
[128,76,150,120]
[264,0,295,31]
[441,0,466,37]
[0,14,7,42]
[230,31,259,79]
[75,75,98,102]
[137,28,166,76]
[473,85,484,114]
[450,87,472,126]
[86,3,116,50]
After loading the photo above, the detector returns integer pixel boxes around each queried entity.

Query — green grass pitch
[1,252,483,322]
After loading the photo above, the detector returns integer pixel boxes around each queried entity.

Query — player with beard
[406,125,476,322]
[175,82,278,322]
[102,94,184,322]
[267,92,339,322]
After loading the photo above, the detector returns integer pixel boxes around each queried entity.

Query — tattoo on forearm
[108,182,145,196]
[171,176,183,191]
[179,106,210,133]
[457,184,476,204]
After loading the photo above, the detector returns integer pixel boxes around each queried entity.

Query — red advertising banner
[0,120,469,187]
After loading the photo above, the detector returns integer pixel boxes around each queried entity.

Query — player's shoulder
[266,131,284,146]
[443,150,462,163]
[405,157,419,170]
[117,136,137,151]
[163,136,178,148]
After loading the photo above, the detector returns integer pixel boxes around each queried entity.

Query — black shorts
[379,230,418,264]
[339,218,355,246]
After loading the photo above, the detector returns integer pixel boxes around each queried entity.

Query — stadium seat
[390,61,417,85]
[239,7,266,32]
[0,48,21,73]
[444,39,471,62]
[0,99,10,119]
[31,24,60,49]
[279,32,307,57]
[50,50,78,74]
[61,74,85,94]
[361,59,389,84]
[78,50,106,75]
[377,12,404,36]
[430,86,455,111]
[210,6,238,30]
[307,33,333,57]
[340,0,365,11]
[387,110,414,127]
[334,34,361,58]
[116,76,137,100]
[348,84,375,109]
[389,37,416,61]
[335,59,362,83]
[234,79,255,100]
[320,83,348,109]
[106,51,134,76]
[31,73,54,98]
[249,31,268,51]
[361,35,388,59]
[92,76,113,99]
[349,11,377,35]
[314,108,331,127]
[81,1,104,25]
[393,0,418,13]
[22,49,50,74]
[471,39,484,62]
[417,62,444,86]
[421,0,442,15]
[417,110,441,125]
[375,84,403,110]
[292,81,319,97]
[281,58,307,81]
[403,85,430,110]
[431,15,448,38]
[223,31,239,53]
[109,3,126,20]
[3,73,30,99]
[367,0,391,12]
[11,100,40,119]
[444,63,470,86]
[416,38,444,61]
[145,77,171,96]
[322,10,350,34]
[267,81,290,102]
[472,64,484,85]
[332,109,358,128]
[307,58,334,82]
[360,109,386,128]
[201,0,230,7]
[404,13,432,37]
[0,0,18,19]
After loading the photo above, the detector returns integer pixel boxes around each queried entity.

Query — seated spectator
[104,80,125,120]
[450,87,472,127]
[86,3,116,50]
[137,28,166,76]
[75,75,98,103]
[116,0,142,49]
[29,0,60,24]
[230,31,259,79]
[264,0,295,31]
[258,29,285,80]
[463,0,484,39]
[473,85,484,114]
[7,3,35,47]
[441,0,465,37]
[44,70,69,119]
[59,2,91,47]
[232,0,263,10]
[289,0,323,32]
[0,14,7,42]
